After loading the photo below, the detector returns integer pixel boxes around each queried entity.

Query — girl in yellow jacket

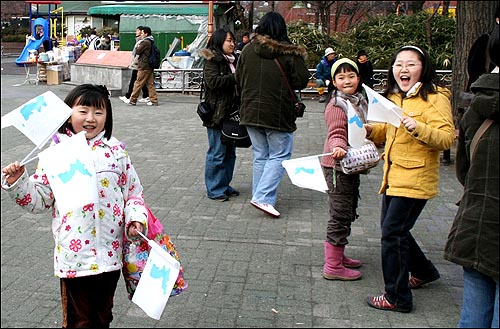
[365,46,455,313]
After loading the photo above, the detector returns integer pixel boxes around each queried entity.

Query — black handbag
[274,58,306,118]
[197,101,213,123]
[220,107,252,148]
[197,77,214,123]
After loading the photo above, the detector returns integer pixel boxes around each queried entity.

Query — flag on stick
[1,91,73,149]
[282,154,330,193]
[346,101,366,148]
[132,231,181,320]
[363,84,403,128]
[38,132,98,214]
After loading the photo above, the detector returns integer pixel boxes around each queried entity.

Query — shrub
[1,26,30,42]
[334,12,455,70]
[288,21,337,68]
[287,11,455,70]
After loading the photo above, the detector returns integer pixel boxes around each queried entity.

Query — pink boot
[343,253,362,268]
[323,242,361,281]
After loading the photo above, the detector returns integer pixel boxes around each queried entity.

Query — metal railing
[154,68,203,94]
[154,68,453,95]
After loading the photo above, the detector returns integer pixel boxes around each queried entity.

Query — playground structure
[15,1,63,66]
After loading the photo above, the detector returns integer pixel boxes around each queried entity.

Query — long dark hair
[254,11,290,43]
[488,23,499,68]
[383,45,442,101]
[59,84,113,139]
[207,27,235,58]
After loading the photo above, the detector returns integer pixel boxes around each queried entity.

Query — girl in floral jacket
[1,84,147,328]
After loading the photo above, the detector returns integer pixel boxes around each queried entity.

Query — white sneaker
[146,101,158,106]
[250,201,280,218]
[138,97,150,103]
[119,96,130,104]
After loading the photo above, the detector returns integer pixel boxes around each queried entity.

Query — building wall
[1,1,28,21]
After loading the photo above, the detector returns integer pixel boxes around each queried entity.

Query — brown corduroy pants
[60,270,120,328]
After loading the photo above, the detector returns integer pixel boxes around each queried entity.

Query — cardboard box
[47,65,63,85]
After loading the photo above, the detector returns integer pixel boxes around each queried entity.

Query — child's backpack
[148,40,161,69]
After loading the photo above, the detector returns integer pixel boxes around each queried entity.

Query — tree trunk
[235,1,247,31]
[325,6,331,47]
[248,1,254,32]
[451,1,500,123]
[408,1,426,13]
[442,1,450,16]
[425,4,439,47]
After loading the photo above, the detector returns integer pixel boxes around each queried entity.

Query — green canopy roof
[88,5,208,16]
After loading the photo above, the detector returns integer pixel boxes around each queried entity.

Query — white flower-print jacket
[1,131,148,278]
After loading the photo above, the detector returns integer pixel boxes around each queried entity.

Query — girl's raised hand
[1,161,25,186]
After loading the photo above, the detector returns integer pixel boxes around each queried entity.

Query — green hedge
[1,26,31,42]
[288,12,455,70]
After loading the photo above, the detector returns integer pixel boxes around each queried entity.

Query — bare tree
[425,3,440,47]
[442,1,450,16]
[451,1,499,122]
[342,1,369,30]
[306,1,335,46]
[234,1,248,30]
[407,1,426,13]
[248,1,254,32]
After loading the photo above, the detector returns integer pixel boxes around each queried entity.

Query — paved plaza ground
[1,56,464,328]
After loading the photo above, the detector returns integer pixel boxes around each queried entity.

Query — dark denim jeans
[205,127,236,199]
[380,194,439,309]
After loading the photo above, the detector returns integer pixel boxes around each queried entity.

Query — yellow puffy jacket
[368,84,455,199]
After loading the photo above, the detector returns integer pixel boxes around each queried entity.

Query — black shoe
[225,189,240,197]
[209,195,229,202]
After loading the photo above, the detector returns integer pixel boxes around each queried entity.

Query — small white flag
[1,91,73,149]
[363,84,403,128]
[282,155,328,193]
[38,132,98,214]
[346,101,366,148]
[132,239,181,320]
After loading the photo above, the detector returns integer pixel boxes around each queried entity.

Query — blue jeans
[246,126,293,205]
[205,127,236,199]
[380,194,439,309]
[458,267,499,328]
[316,79,326,88]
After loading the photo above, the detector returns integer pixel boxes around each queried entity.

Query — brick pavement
[1,59,464,328]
